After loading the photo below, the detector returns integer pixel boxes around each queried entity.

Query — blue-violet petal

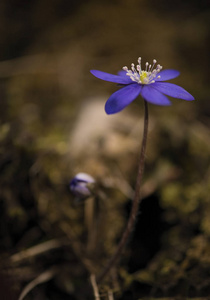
[153,82,195,100]
[155,69,180,81]
[141,85,171,106]
[117,70,127,77]
[90,70,132,84]
[105,84,142,114]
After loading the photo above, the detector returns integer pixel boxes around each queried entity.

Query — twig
[97,100,149,283]
[90,274,100,300]
[10,239,68,263]
[107,290,114,300]
[18,267,59,300]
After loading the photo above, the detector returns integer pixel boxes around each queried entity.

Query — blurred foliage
[0,0,209,299]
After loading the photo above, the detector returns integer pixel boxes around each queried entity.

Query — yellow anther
[140,71,149,84]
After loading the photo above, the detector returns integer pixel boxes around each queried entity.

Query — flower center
[123,57,162,85]
[140,71,148,84]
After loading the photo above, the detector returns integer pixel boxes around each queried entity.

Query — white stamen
[122,57,163,85]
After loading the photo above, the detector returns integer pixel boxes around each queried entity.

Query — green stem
[97,100,149,284]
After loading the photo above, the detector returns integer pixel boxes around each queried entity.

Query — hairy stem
[97,100,149,284]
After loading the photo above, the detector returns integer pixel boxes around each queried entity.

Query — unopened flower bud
[69,172,95,200]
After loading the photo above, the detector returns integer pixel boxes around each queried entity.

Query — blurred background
[0,0,210,299]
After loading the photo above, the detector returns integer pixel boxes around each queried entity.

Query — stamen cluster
[123,57,162,85]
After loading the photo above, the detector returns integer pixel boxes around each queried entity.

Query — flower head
[90,57,194,114]
[69,172,95,200]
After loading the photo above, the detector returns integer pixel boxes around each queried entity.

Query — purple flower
[70,173,95,200]
[90,57,195,114]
